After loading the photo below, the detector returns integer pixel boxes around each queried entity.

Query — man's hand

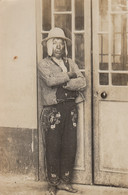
[67,72,77,79]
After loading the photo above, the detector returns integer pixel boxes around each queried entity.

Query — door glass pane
[99,0,108,31]
[75,0,84,30]
[112,15,122,33]
[99,55,108,70]
[54,0,71,11]
[42,0,51,31]
[75,34,85,69]
[99,73,109,85]
[112,73,128,86]
[111,33,122,70]
[99,34,108,70]
[111,0,127,11]
[111,14,128,70]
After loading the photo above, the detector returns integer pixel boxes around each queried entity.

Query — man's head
[42,27,71,59]
[51,38,65,59]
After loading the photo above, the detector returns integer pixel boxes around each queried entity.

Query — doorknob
[101,91,107,99]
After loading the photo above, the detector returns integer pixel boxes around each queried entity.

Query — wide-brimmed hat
[42,27,71,45]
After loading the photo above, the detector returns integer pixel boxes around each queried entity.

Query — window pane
[42,0,51,31]
[99,73,109,85]
[99,0,108,31]
[111,0,127,11]
[99,35,108,57]
[54,0,71,11]
[112,15,122,33]
[75,0,84,30]
[75,34,85,69]
[112,73,128,86]
[42,34,48,58]
[55,14,71,34]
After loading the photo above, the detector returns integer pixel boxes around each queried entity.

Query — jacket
[38,56,86,106]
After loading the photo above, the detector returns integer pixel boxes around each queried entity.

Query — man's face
[52,38,65,59]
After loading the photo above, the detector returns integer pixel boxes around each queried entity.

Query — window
[42,0,85,70]
[98,0,128,86]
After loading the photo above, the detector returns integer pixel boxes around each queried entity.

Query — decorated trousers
[41,100,78,186]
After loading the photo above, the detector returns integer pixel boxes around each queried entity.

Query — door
[36,0,92,184]
[93,0,128,187]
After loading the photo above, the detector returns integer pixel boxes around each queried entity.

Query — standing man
[38,27,86,195]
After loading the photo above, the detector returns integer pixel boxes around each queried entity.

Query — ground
[0,175,128,195]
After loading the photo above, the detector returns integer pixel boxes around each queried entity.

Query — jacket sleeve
[63,77,86,91]
[38,59,70,87]
[63,59,86,91]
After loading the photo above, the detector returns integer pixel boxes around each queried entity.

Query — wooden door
[93,0,128,187]
[36,0,92,184]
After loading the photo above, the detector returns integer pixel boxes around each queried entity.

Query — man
[38,27,86,195]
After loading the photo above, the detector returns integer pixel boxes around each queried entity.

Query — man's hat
[42,27,71,45]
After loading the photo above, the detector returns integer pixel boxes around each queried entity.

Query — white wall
[0,0,37,129]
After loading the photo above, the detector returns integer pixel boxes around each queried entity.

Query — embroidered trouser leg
[60,102,78,183]
[41,101,78,186]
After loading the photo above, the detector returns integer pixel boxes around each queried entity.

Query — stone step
[0,175,127,195]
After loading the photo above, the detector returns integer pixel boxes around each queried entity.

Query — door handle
[101,91,107,99]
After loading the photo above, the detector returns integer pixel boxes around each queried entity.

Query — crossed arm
[38,59,86,91]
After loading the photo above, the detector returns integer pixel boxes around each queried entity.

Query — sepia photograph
[0,0,128,194]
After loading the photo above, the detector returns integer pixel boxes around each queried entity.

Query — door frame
[36,0,128,188]
[35,0,92,184]
[92,0,128,188]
